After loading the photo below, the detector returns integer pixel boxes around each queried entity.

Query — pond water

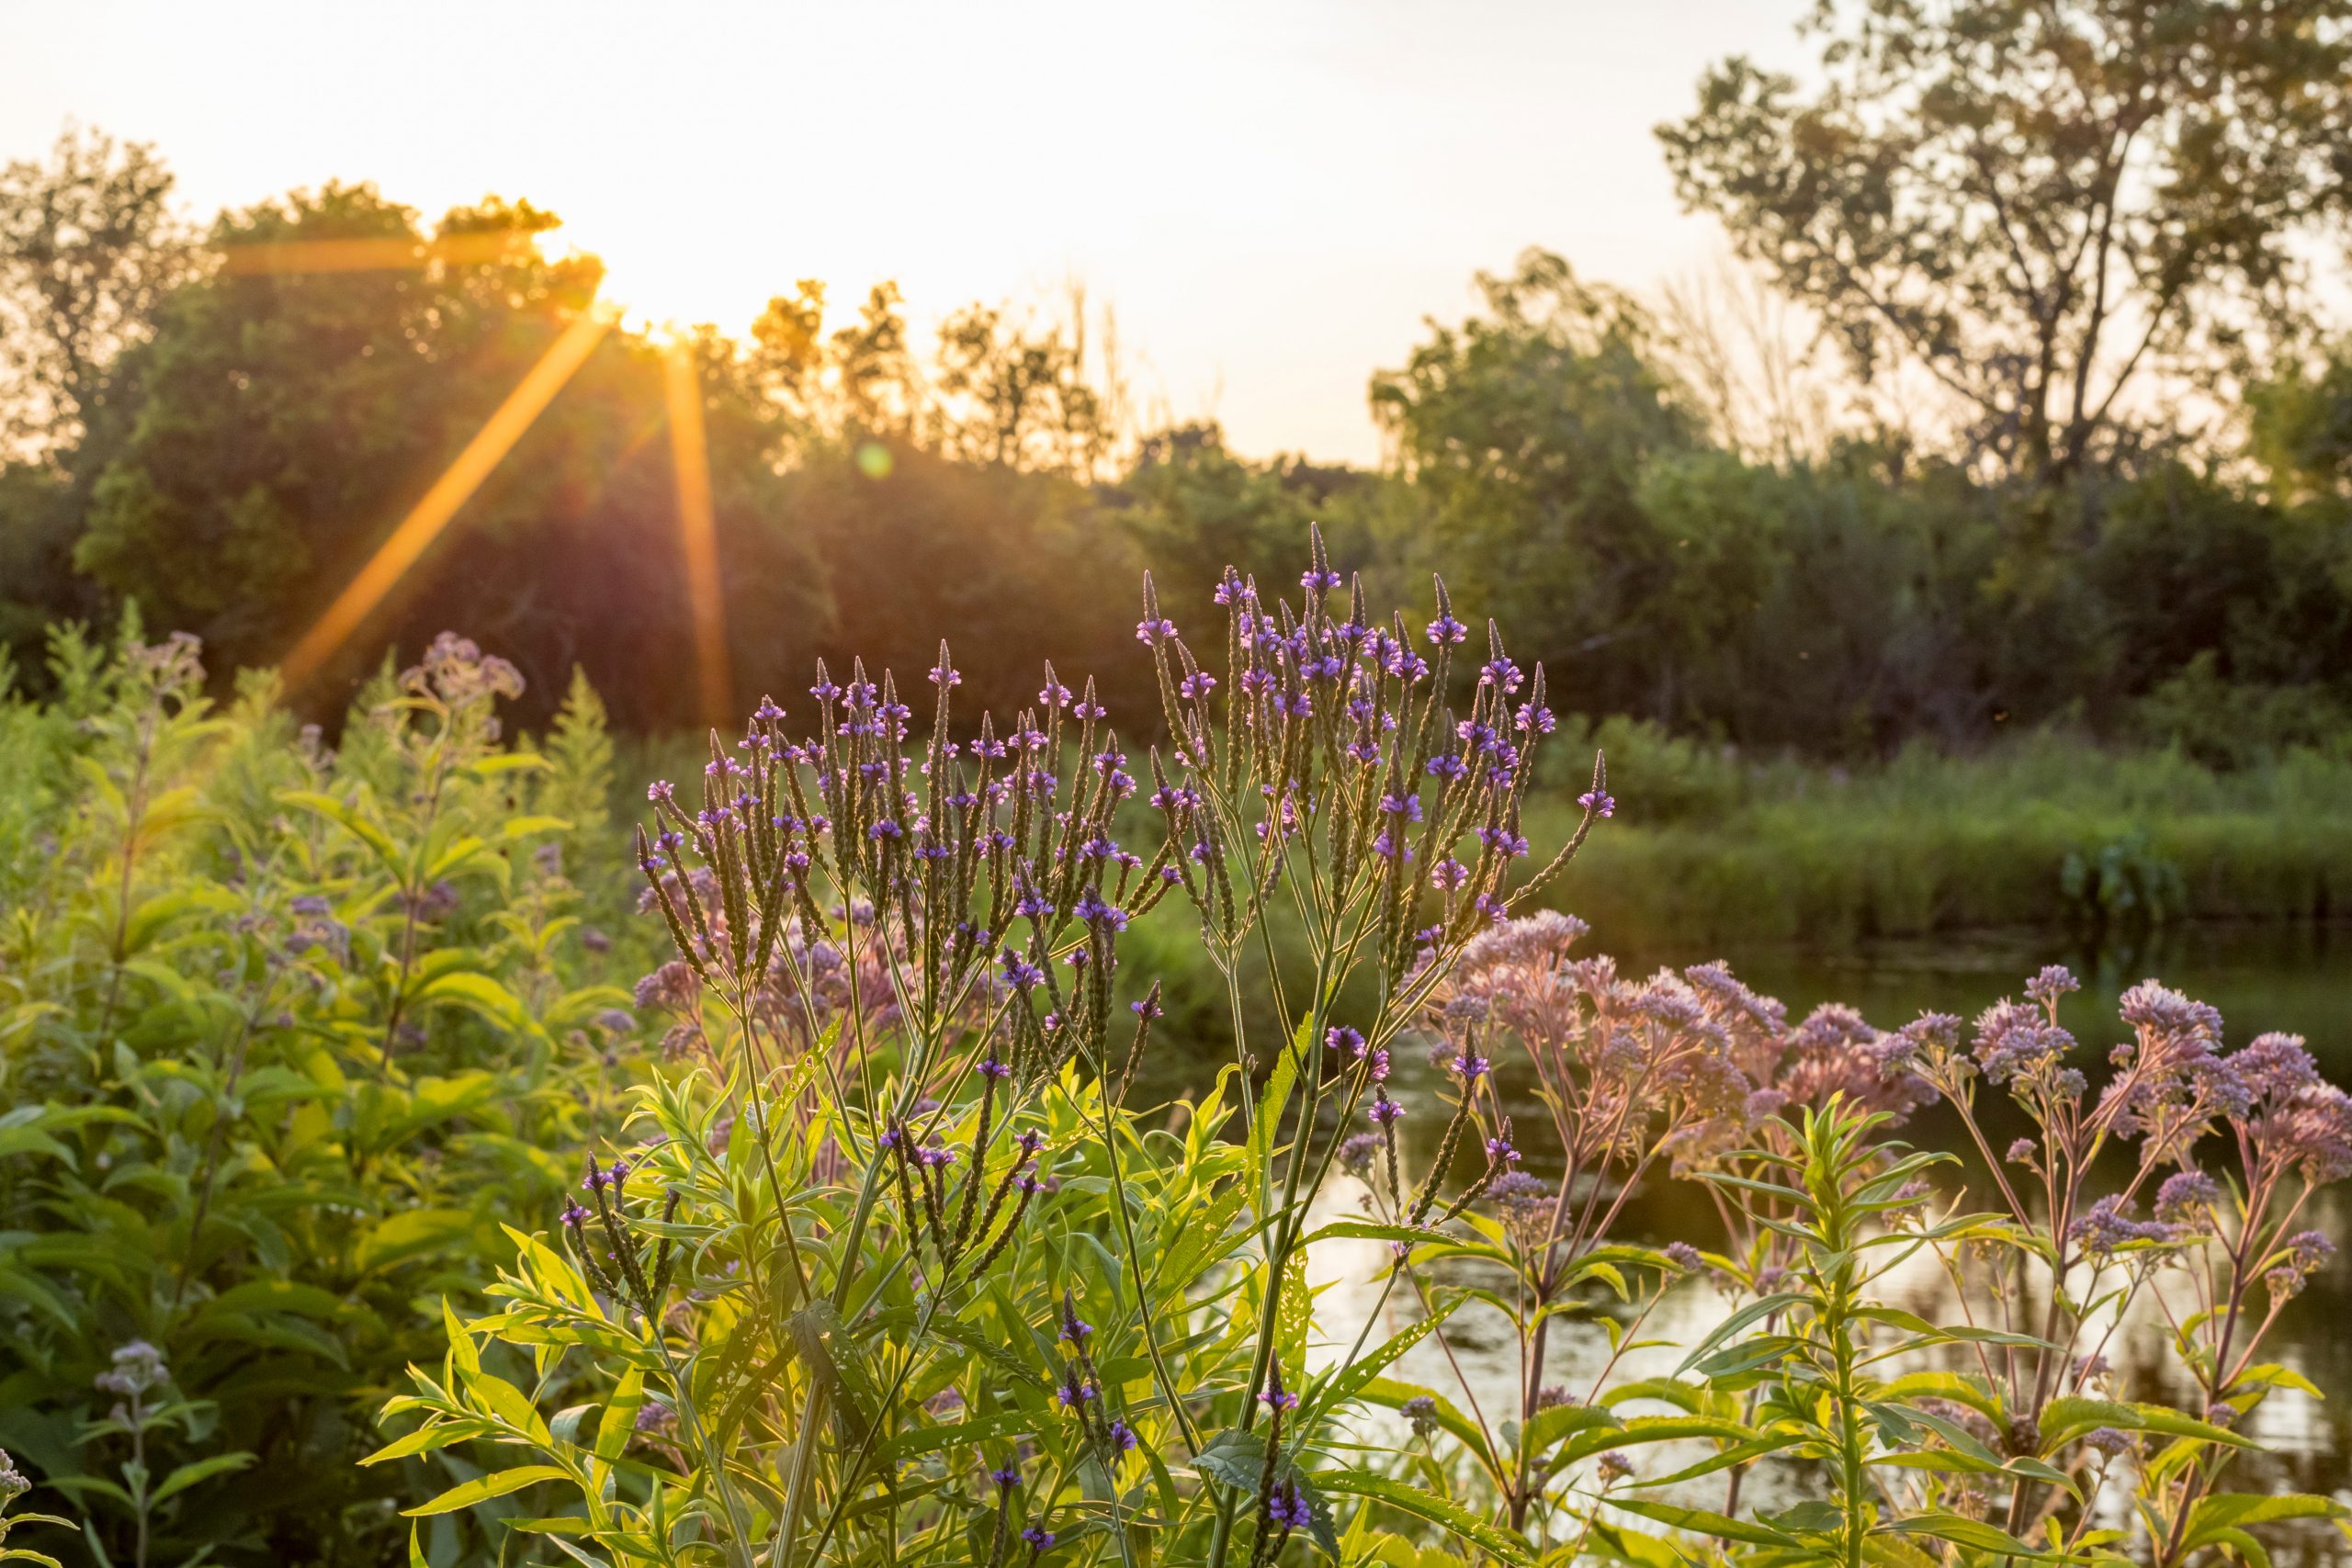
[1237,922,2352,1552]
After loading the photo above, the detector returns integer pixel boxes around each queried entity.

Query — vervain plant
[382,532,2351,1568]
[372,531,1622,1568]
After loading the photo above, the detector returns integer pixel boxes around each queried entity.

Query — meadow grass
[1522,724,2352,946]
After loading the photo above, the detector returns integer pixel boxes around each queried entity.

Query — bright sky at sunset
[3,0,1810,465]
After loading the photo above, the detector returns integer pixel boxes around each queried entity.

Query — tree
[1105,422,1397,627]
[930,287,1128,479]
[72,183,824,728]
[2251,344,2352,504]
[0,125,195,462]
[1371,249,1706,717]
[783,441,1146,722]
[1658,0,2352,479]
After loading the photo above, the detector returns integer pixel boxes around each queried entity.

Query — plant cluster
[0,622,636,1566]
[374,539,2347,1567]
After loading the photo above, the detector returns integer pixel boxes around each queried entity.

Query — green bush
[1525,729,2352,947]
[0,626,637,1567]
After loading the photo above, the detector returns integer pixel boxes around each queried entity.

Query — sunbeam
[662,340,732,727]
[280,307,615,688]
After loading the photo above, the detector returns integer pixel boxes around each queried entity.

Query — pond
[1238,921,2352,1551]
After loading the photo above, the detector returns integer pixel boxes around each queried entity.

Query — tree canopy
[1658,0,2352,479]
[2,86,2349,763]
[0,125,193,462]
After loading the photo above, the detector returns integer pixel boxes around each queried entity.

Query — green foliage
[10,120,2352,759]
[0,124,194,460]
[1529,732,2352,946]
[377,536,1621,1568]
[0,548,2340,1568]
[1657,0,2352,477]
[0,625,633,1567]
[1372,249,1706,722]
[62,184,830,732]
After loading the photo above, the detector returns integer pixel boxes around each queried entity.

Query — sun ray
[281,308,615,688]
[663,341,732,728]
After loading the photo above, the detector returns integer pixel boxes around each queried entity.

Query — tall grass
[1523,722,2352,946]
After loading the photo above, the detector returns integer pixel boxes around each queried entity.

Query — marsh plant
[0,623,636,1566]
[366,534,2348,1567]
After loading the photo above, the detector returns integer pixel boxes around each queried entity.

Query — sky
[2,0,1813,465]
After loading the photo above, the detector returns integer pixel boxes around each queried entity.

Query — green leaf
[1561,1415,1750,1467]
[1311,1469,1536,1566]
[148,1451,256,1506]
[461,1369,552,1444]
[1608,1498,1800,1548]
[404,1465,571,1517]
[1358,1379,1497,1473]
[358,1208,478,1273]
[364,1423,482,1466]
[277,789,404,877]
[2188,1491,2351,1544]
[1674,1291,1811,1376]
[1884,1511,2057,1557]
[1190,1428,1268,1492]
[1517,1401,1618,1457]
[1302,1293,1464,1426]
[413,971,530,1030]
[2039,1396,2255,1455]
[467,753,551,778]
[1854,1304,2047,1349]
[594,1366,646,1464]
[1877,1371,2002,1422]
[1633,1432,1804,1487]
[1247,1020,1309,1201]
[1299,1220,1443,1248]
[2233,1362,2323,1398]
[1288,1468,1343,1562]
[785,1301,881,1444]
[2199,1526,2272,1568]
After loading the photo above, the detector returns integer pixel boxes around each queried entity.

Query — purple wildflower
[2154,1169,2219,1225]
[2067,1194,2176,1258]
[1266,1483,1313,1530]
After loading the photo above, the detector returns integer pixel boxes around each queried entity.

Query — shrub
[0,626,635,1566]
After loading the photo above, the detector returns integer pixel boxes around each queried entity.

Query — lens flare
[662,342,733,727]
[280,308,615,688]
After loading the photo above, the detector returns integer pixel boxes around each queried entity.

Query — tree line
[5,0,2351,764]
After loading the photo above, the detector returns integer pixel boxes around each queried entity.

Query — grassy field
[1521,722,2352,948]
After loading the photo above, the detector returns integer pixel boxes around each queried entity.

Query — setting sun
[4,0,1809,463]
